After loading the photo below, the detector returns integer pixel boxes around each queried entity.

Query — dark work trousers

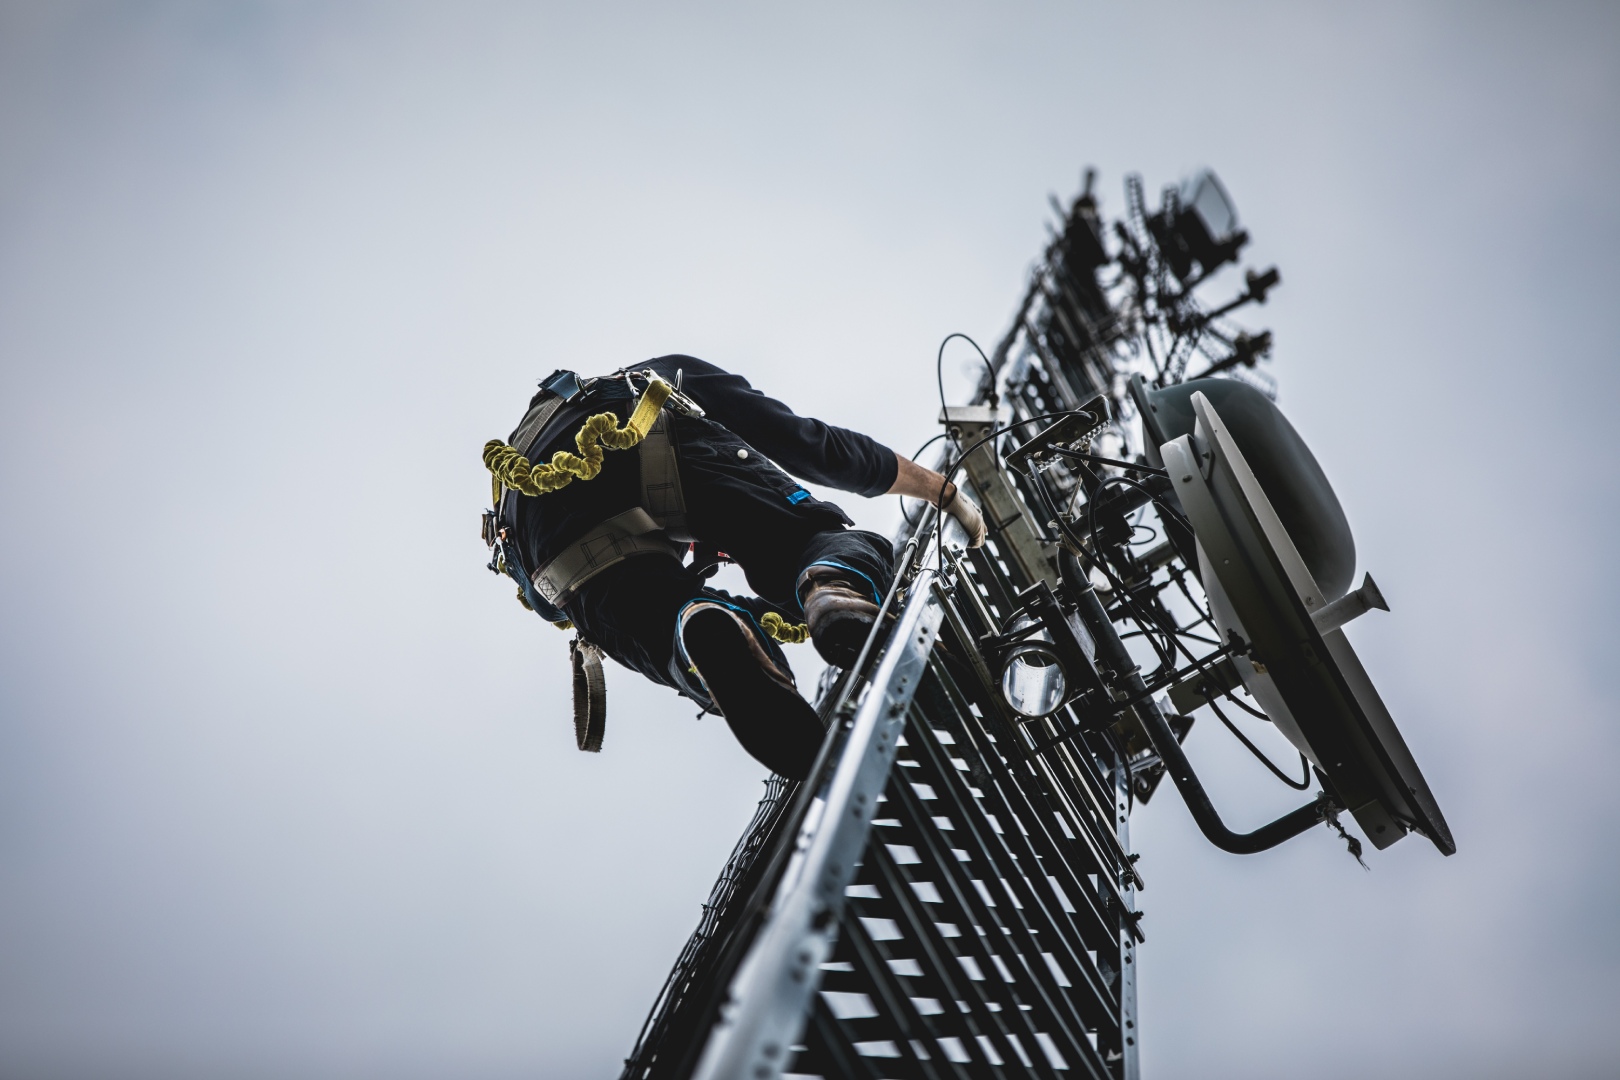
[560,412,895,707]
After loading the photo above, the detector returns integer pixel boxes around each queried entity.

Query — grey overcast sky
[1,3,1617,1078]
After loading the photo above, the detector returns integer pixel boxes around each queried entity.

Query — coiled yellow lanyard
[483,375,673,503]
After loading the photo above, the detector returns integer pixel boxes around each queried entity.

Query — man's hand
[886,453,988,548]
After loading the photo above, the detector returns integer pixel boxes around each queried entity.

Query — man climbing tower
[481,355,986,780]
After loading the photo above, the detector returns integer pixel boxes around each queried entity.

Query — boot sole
[683,608,825,780]
[810,608,880,670]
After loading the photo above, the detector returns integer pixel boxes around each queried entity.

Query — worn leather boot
[798,565,883,670]
[679,602,824,780]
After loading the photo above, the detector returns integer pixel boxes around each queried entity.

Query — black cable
[1219,689,1271,722]
[1023,454,1098,555]
[1172,629,1223,646]
[936,332,998,408]
[1073,469,1179,671]
[911,431,949,460]
[1088,486,1282,724]
[1098,724,1136,815]
[932,333,999,535]
[1103,541,1179,675]
[1076,469,1291,752]
[1159,566,1223,663]
[1202,693,1312,790]
[1168,565,1216,632]
[1077,473,1314,792]
[1074,473,1199,672]
[1026,459,1151,662]
[1122,626,1219,647]
[1049,448,1167,476]
[1085,467,1195,534]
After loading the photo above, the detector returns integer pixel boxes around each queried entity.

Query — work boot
[798,564,883,670]
[679,603,825,780]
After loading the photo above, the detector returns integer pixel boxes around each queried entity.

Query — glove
[941,484,987,548]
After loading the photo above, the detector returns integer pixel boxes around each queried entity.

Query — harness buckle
[630,367,706,418]
[539,369,589,402]
[485,516,512,576]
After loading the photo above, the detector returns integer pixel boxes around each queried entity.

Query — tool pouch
[570,636,607,752]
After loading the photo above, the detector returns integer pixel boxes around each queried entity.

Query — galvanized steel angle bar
[848,767,1023,1075]
[1109,755,1141,1080]
[900,691,1120,1042]
[852,833,1029,1067]
[965,545,1022,622]
[934,666,1122,900]
[1019,719,1144,898]
[929,576,1105,865]
[798,996,886,1080]
[907,683,1121,1016]
[861,812,1066,1079]
[881,749,1108,1079]
[942,549,1001,638]
[934,562,1133,902]
[834,899,973,1080]
[921,659,1124,958]
[931,582,1010,730]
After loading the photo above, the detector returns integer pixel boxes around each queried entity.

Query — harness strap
[638,412,691,542]
[509,394,570,461]
[530,507,685,609]
[570,637,607,752]
[491,394,566,508]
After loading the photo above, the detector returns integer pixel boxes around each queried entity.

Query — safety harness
[480,367,806,751]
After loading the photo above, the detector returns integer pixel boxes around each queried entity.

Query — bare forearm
[886,453,956,505]
[887,452,987,547]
